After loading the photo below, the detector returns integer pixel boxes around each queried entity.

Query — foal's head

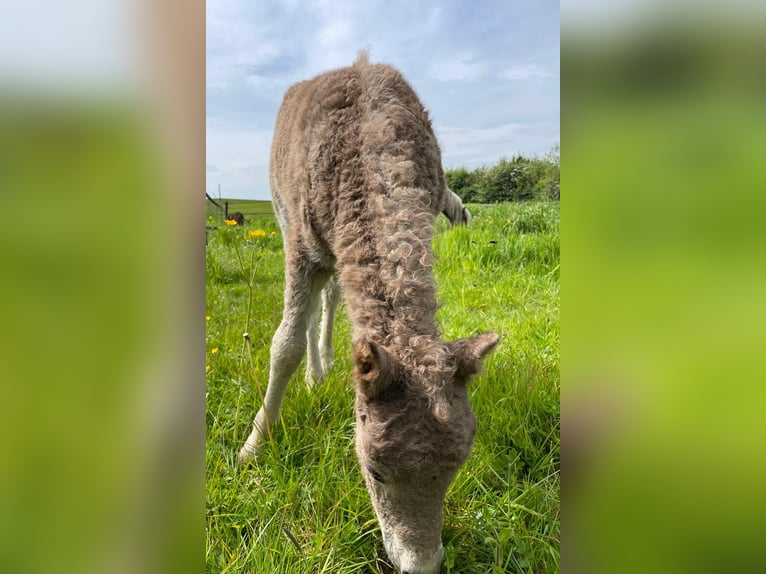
[353,332,499,574]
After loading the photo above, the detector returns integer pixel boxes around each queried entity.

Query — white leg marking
[239,266,326,462]
[318,276,340,374]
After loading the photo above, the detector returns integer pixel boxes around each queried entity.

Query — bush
[445,166,483,203]
[445,145,559,203]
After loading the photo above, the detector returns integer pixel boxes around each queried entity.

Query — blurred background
[563,1,766,572]
[3,0,766,572]
[0,1,204,573]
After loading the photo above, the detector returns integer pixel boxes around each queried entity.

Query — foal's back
[269,56,448,266]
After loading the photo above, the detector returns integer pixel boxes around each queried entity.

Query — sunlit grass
[206,201,559,573]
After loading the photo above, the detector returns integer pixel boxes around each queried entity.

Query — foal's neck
[335,208,440,350]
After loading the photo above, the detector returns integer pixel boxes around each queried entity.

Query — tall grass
[206,201,559,573]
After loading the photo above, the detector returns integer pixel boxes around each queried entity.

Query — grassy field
[206,201,560,573]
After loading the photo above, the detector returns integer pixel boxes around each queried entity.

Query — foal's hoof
[237,444,257,464]
[304,371,326,389]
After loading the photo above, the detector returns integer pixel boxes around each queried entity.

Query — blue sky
[206,0,560,200]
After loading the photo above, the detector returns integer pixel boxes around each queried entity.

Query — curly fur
[271,56,445,346]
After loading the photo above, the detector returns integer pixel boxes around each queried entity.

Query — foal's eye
[366,466,385,483]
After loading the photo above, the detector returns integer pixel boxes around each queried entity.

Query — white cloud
[206,127,273,198]
[437,123,524,162]
[318,19,353,48]
[437,121,559,168]
[427,54,490,82]
[499,64,554,81]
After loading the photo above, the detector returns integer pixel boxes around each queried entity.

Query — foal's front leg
[238,262,327,462]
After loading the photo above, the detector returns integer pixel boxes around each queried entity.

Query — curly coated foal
[239,54,497,574]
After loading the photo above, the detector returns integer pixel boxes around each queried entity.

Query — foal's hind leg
[305,304,323,388]
[239,259,329,462]
[318,275,340,373]
[305,274,340,386]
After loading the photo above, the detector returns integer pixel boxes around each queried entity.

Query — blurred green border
[564,16,766,574]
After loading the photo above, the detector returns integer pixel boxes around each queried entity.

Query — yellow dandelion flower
[271,231,277,237]
[205,315,210,321]
[206,364,210,372]
[211,347,219,354]
[248,229,267,238]
[224,219,237,226]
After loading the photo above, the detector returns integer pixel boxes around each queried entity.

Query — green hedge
[446,145,559,203]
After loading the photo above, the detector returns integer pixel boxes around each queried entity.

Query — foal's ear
[450,332,500,381]
[353,340,395,399]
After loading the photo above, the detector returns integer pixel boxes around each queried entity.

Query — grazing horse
[226,211,245,226]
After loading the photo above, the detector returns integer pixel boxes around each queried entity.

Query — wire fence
[206,194,274,225]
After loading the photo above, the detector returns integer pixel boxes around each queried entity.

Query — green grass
[206,201,560,573]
